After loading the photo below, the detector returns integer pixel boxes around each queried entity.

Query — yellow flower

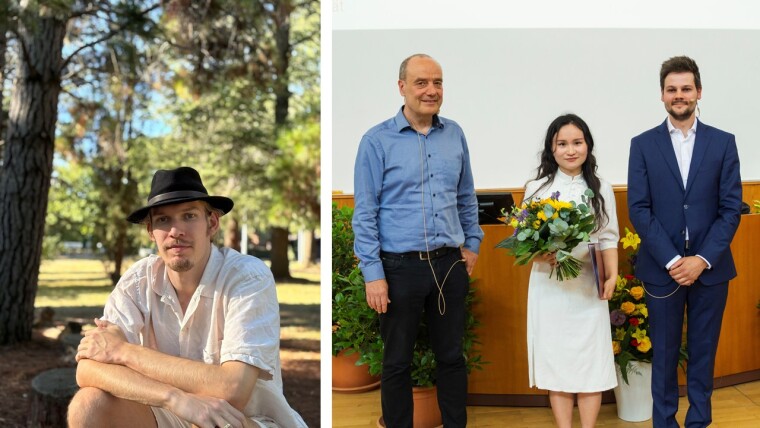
[551,211,559,220]
[636,336,652,353]
[621,227,641,250]
[636,304,648,318]
[532,220,541,229]
[537,210,547,221]
[616,275,627,290]
[621,301,636,315]
[631,328,647,341]
[612,341,621,355]
[510,218,519,228]
[629,286,644,300]
[614,327,626,341]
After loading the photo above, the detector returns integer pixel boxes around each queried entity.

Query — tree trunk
[0,26,7,167]
[269,226,291,279]
[268,0,293,279]
[272,0,292,127]
[0,12,66,345]
[310,228,319,264]
[110,218,127,286]
[225,215,241,251]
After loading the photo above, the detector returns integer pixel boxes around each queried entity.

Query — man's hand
[365,279,390,314]
[669,256,707,286]
[76,319,128,364]
[167,389,254,428]
[460,248,478,276]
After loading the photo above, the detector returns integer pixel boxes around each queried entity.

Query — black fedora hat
[127,167,234,224]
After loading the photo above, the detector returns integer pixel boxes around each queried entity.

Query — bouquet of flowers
[610,228,652,384]
[496,189,595,281]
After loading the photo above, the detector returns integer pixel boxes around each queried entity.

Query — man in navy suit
[628,56,742,428]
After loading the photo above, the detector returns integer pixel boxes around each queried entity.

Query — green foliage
[331,204,382,358]
[332,204,357,276]
[262,119,320,230]
[332,266,384,363]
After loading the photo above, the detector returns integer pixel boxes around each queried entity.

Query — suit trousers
[378,249,470,428]
[646,278,728,428]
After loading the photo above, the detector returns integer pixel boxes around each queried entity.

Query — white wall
[331,1,760,192]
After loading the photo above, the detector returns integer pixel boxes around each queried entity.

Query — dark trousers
[647,279,728,428]
[379,250,470,428]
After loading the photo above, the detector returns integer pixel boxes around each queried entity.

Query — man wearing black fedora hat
[68,167,306,428]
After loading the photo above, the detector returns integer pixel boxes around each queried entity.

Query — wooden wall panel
[715,214,760,377]
[467,226,540,395]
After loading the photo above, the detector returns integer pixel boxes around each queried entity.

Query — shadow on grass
[37,276,112,283]
[279,303,319,328]
[278,277,320,285]
[34,305,106,323]
[281,338,320,352]
[36,285,114,300]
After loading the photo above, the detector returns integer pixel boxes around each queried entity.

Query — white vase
[613,361,653,422]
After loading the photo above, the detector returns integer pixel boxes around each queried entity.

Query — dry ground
[0,329,320,427]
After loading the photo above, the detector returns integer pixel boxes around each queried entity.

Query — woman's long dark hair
[527,113,608,232]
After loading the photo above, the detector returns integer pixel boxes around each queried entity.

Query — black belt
[380,247,459,261]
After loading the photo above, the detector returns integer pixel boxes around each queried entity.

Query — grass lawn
[36,257,320,341]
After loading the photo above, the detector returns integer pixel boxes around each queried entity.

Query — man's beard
[667,102,696,121]
[167,258,193,272]
[165,239,194,272]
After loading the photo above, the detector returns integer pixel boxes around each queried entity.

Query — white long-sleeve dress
[525,170,619,392]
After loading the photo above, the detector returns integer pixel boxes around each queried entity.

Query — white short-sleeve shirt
[103,246,306,428]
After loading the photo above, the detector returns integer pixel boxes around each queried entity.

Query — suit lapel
[685,120,710,197]
[654,120,684,191]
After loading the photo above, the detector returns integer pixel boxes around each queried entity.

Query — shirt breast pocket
[436,150,463,183]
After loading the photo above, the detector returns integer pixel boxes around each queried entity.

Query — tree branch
[59,3,162,73]
[291,29,318,47]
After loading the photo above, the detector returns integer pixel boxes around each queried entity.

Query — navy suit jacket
[627,119,742,286]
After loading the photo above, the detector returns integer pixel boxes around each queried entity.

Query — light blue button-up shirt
[352,108,483,282]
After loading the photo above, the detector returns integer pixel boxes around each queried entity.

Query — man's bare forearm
[76,358,177,408]
[119,343,259,410]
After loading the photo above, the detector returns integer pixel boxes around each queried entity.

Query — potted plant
[331,204,383,392]
[609,227,687,422]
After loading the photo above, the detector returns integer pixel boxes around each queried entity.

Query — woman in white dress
[525,114,619,428]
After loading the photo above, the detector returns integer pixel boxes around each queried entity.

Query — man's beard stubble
[667,102,697,122]
[165,239,194,272]
[167,258,193,272]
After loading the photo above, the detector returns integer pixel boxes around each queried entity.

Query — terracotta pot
[332,349,381,393]
[377,386,443,428]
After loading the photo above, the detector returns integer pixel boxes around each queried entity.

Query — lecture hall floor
[332,380,760,427]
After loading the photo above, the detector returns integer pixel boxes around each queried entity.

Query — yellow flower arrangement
[609,227,654,384]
